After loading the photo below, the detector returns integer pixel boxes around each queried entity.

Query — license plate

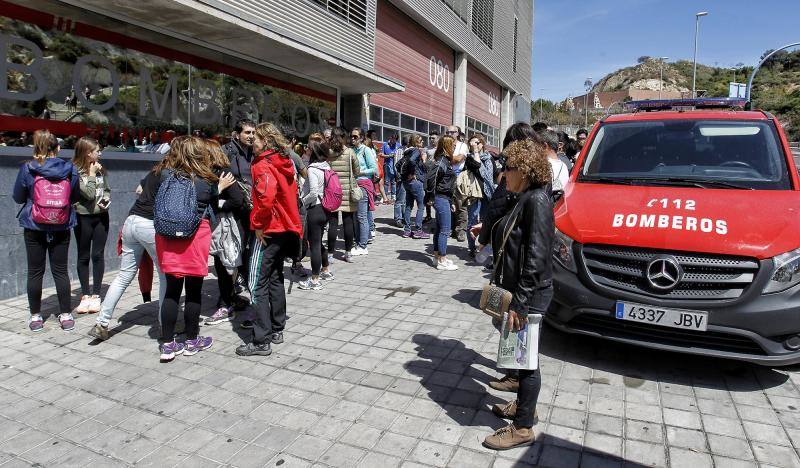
[615,302,708,331]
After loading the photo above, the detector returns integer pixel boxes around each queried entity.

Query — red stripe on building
[0,116,88,136]
[371,0,453,126]
[466,63,502,129]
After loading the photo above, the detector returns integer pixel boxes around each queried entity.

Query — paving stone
[662,408,702,430]
[706,434,754,461]
[625,420,664,444]
[668,447,713,468]
[228,443,278,468]
[587,414,623,437]
[623,440,666,467]
[339,422,384,449]
[319,443,367,467]
[665,426,707,452]
[539,444,580,468]
[408,440,455,467]
[374,432,419,458]
[751,442,800,467]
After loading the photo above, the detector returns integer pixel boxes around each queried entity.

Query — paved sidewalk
[1,206,800,467]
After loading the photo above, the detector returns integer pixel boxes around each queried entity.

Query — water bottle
[475,245,493,264]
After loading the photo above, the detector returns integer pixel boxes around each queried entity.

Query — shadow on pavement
[405,333,649,467]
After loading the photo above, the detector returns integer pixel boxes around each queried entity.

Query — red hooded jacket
[250,149,303,237]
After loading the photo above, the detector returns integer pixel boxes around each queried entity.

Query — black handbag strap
[490,195,526,284]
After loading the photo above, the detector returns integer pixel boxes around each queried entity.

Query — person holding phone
[73,137,111,315]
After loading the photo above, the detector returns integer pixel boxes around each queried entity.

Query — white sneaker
[370,230,377,238]
[345,251,354,263]
[297,279,323,290]
[352,247,368,256]
[75,295,91,314]
[437,261,458,271]
[88,295,102,313]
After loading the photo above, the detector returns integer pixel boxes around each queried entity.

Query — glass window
[370,105,382,123]
[415,119,429,134]
[383,109,400,127]
[401,114,415,131]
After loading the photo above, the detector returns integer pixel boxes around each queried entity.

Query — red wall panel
[466,63,502,128]
[371,0,454,126]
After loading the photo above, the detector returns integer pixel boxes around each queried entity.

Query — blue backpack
[154,170,203,238]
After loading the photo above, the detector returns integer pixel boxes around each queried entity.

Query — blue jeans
[467,200,481,252]
[432,195,452,256]
[394,181,406,222]
[98,215,166,327]
[356,187,370,248]
[404,180,425,233]
[384,164,396,199]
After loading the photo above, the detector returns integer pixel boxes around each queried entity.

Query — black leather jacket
[490,187,554,318]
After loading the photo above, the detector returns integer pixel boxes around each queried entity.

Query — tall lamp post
[659,57,669,99]
[584,77,592,128]
[538,88,545,122]
[692,11,708,98]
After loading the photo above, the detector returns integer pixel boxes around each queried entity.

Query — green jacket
[74,168,111,215]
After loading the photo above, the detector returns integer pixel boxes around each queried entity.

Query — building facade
[0,0,532,151]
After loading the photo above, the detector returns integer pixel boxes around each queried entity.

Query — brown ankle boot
[491,400,539,424]
[483,424,535,450]
[488,375,519,392]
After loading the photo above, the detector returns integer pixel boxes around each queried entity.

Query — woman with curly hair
[236,123,303,357]
[481,138,555,450]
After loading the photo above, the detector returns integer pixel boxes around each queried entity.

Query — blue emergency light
[624,97,748,111]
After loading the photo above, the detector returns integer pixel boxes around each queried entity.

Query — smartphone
[98,198,110,209]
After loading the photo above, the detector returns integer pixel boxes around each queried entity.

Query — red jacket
[250,149,303,237]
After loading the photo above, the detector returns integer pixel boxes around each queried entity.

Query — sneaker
[370,230,377,238]
[75,295,91,314]
[437,261,458,271]
[240,320,254,330]
[270,332,284,344]
[298,279,323,290]
[87,295,102,314]
[29,314,44,332]
[483,425,535,450]
[367,237,373,244]
[401,231,412,238]
[58,313,75,331]
[345,251,354,263]
[159,340,185,362]
[235,341,272,356]
[88,323,109,341]
[412,230,430,239]
[457,231,467,242]
[205,307,232,325]
[489,375,520,392]
[395,219,405,228]
[319,271,335,281]
[184,336,213,356]
[291,263,309,278]
[351,247,368,256]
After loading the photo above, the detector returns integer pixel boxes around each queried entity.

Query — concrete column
[452,52,467,129]
[499,88,512,149]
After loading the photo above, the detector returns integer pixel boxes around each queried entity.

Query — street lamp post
[584,77,592,128]
[538,88,545,122]
[659,57,669,99]
[692,12,708,98]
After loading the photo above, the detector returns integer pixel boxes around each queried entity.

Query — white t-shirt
[454,141,468,158]
[549,158,569,192]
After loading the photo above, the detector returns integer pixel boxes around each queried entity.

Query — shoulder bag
[348,150,364,203]
[479,197,527,321]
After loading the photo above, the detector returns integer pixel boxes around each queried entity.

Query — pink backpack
[320,168,343,213]
[31,174,71,225]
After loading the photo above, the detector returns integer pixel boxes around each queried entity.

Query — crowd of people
[13,119,587,450]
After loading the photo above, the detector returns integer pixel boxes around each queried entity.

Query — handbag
[348,149,364,203]
[479,198,526,320]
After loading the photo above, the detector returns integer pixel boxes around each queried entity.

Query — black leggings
[306,205,330,276]
[24,229,71,315]
[74,212,109,296]
[160,275,203,341]
[213,256,234,308]
[327,211,355,254]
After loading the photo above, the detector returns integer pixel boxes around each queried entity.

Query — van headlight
[764,248,800,294]
[553,228,577,273]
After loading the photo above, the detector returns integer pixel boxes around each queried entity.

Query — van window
[580,120,791,190]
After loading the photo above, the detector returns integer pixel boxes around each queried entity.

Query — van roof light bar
[624,98,748,112]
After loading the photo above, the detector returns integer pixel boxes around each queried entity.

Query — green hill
[593,52,800,141]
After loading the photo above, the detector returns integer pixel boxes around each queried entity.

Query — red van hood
[556,183,800,260]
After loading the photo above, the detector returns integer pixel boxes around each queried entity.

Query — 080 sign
[429,56,450,93]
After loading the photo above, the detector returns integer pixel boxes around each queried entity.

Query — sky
[532,0,800,102]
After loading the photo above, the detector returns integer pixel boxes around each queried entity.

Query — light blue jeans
[356,187,370,248]
[97,215,166,327]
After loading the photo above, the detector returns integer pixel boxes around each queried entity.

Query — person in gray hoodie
[298,135,335,290]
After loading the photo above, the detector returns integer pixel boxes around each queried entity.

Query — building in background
[0,0,532,152]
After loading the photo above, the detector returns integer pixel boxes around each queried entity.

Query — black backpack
[396,148,417,182]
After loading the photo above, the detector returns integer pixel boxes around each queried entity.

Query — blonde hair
[410,134,424,148]
[504,139,551,187]
[33,129,58,163]
[254,122,289,153]
[73,137,101,174]
[153,135,218,183]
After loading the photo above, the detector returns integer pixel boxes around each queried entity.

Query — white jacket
[549,158,570,193]
[302,161,331,208]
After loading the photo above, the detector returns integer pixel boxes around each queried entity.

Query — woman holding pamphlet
[478,138,555,450]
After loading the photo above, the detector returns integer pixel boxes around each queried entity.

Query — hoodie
[302,161,332,208]
[250,149,302,237]
[13,158,80,231]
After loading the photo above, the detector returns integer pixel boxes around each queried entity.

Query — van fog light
[784,335,800,351]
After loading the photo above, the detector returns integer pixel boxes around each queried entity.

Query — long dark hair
[329,126,348,155]
[308,134,329,163]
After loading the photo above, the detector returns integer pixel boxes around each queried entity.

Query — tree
[637,56,651,64]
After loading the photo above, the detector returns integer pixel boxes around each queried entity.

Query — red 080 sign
[429,56,450,93]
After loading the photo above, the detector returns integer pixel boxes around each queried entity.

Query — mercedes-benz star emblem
[645,256,683,291]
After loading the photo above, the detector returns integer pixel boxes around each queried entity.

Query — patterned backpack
[154,170,202,238]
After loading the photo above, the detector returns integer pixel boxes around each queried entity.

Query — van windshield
[579,120,791,190]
